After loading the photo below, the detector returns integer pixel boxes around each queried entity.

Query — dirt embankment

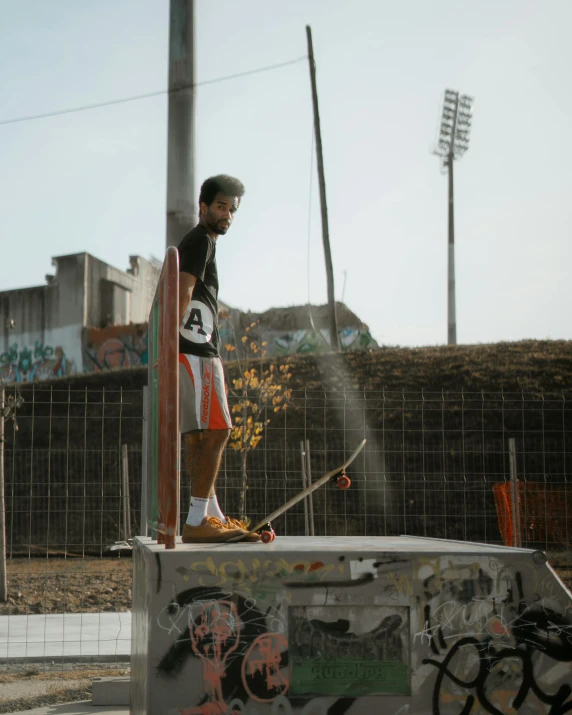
[225,339,572,394]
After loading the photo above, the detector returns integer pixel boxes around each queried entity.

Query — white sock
[186,496,209,527]
[207,495,227,523]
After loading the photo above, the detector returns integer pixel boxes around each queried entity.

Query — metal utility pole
[434,90,473,345]
[306,25,339,351]
[447,150,456,346]
[166,0,197,249]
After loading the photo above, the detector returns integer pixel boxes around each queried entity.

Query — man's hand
[179,271,197,325]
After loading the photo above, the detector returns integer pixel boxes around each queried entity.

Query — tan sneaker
[182,517,246,543]
[225,517,261,543]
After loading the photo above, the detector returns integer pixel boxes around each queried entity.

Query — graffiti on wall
[219,327,377,359]
[137,548,572,715]
[155,558,385,715]
[0,341,75,384]
[158,586,290,714]
[83,322,374,373]
[412,558,572,714]
[273,328,377,355]
[84,324,148,371]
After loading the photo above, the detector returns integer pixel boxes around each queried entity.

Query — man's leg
[188,429,230,497]
[182,427,242,542]
[184,429,230,522]
[180,354,254,542]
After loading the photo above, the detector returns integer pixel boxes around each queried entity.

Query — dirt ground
[0,557,132,615]
[0,663,128,714]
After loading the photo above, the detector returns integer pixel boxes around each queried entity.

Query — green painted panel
[290,660,409,696]
[289,605,410,697]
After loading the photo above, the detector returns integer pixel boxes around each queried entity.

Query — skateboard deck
[228,438,366,543]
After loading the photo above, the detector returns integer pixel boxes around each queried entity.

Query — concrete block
[130,535,572,714]
[92,676,130,706]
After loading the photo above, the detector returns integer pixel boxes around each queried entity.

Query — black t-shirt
[177,225,220,357]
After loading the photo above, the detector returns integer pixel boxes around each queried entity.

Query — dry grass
[0,665,128,714]
[6,556,132,575]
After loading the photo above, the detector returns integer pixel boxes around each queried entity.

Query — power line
[0,56,307,127]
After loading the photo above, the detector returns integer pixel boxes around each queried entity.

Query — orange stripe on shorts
[209,380,231,429]
[178,354,195,385]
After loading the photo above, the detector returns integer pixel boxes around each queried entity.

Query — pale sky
[1,0,571,347]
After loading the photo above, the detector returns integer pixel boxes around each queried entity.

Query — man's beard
[207,217,228,235]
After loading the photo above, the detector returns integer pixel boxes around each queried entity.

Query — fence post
[306,439,315,536]
[121,444,131,542]
[141,386,149,537]
[509,438,522,548]
[0,387,7,602]
[300,441,309,536]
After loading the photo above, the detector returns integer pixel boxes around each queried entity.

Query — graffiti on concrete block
[289,605,410,697]
[84,324,148,371]
[0,341,75,383]
[174,556,337,596]
[416,559,572,714]
[158,586,289,714]
[141,551,572,714]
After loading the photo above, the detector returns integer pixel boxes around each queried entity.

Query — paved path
[0,612,131,659]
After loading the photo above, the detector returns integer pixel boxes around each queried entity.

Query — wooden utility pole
[306,25,339,351]
[0,388,7,602]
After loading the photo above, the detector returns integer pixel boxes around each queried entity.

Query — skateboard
[228,438,366,543]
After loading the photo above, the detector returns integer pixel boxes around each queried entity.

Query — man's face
[201,192,239,236]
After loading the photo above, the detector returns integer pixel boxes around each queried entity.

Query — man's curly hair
[199,174,245,208]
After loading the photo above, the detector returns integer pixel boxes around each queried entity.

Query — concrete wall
[131,535,572,715]
[84,254,160,328]
[127,256,162,324]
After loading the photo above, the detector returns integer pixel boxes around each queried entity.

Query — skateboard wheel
[261,530,274,544]
[337,475,351,490]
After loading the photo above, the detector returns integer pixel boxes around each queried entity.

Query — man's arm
[179,271,197,324]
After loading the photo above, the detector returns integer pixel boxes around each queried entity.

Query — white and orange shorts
[178,354,232,433]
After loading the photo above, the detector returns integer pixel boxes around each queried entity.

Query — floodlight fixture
[434,89,474,165]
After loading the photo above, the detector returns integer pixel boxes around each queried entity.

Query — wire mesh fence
[216,389,572,552]
[0,385,142,664]
[1,385,571,662]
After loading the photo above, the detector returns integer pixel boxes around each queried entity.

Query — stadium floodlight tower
[434,89,473,345]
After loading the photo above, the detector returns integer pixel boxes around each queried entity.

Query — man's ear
[199,201,207,218]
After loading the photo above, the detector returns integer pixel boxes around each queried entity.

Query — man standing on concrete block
[177,175,260,543]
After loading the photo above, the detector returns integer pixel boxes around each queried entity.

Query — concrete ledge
[92,677,130,706]
[131,536,572,714]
